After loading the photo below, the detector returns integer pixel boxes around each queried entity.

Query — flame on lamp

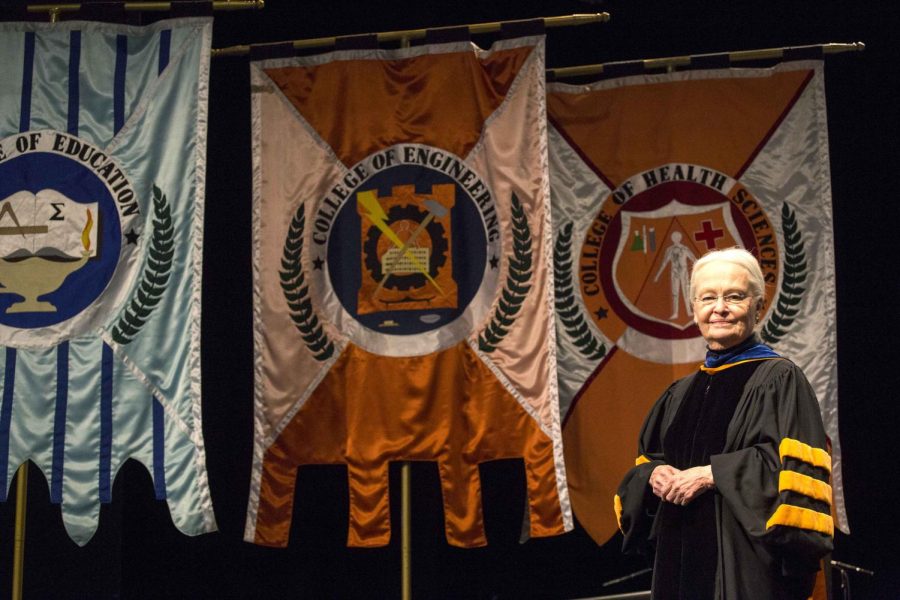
[82,209,93,252]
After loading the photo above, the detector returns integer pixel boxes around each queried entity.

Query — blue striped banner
[0,18,215,544]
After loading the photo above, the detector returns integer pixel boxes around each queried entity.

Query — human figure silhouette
[653,231,696,319]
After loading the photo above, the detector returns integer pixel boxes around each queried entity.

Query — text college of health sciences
[0,20,841,548]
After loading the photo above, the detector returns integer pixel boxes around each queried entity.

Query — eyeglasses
[693,293,752,307]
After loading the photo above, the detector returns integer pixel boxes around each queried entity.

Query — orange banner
[548,62,843,544]
[247,36,572,548]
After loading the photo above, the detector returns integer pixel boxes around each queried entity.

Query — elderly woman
[615,248,833,599]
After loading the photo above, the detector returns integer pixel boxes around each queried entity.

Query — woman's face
[692,261,759,351]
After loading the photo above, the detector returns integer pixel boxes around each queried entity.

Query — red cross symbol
[694,220,724,250]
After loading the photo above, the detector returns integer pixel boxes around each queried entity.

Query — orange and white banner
[548,61,843,545]
[246,36,571,548]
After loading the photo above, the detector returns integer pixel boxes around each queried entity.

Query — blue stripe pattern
[114,34,127,134]
[67,30,81,135]
[99,344,113,502]
[50,343,69,503]
[153,399,166,499]
[0,349,17,501]
[49,31,82,504]
[159,29,171,75]
[3,33,35,500]
[19,32,35,132]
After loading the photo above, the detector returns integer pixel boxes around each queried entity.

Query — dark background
[1,1,898,598]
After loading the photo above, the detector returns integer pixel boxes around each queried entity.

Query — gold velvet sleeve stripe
[779,438,831,473]
[778,470,832,505]
[766,504,834,536]
[635,455,650,466]
[614,494,623,531]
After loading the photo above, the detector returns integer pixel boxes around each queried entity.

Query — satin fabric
[548,61,843,544]
[253,342,564,548]
[0,19,215,545]
[263,45,531,167]
[248,36,571,548]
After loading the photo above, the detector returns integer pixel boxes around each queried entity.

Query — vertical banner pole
[401,461,412,600]
[11,463,28,600]
[398,32,413,600]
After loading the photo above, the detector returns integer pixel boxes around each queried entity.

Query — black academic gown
[615,358,834,600]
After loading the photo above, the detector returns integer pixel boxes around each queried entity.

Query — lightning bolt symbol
[357,190,444,295]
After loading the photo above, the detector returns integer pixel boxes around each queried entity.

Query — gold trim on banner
[548,42,866,79]
[212,12,609,58]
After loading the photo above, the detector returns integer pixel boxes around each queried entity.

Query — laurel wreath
[111,185,174,345]
[280,203,334,361]
[553,221,607,360]
[478,193,533,353]
[760,202,808,344]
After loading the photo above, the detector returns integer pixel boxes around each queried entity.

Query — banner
[0,19,216,545]
[246,36,571,548]
[548,62,843,545]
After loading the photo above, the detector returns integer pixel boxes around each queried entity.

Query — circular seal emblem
[307,143,502,357]
[577,163,780,363]
[0,130,142,347]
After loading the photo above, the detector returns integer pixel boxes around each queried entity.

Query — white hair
[689,247,766,301]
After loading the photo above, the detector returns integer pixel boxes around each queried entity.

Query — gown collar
[703,334,780,369]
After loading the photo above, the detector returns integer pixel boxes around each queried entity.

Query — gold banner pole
[26,0,264,21]
[395,28,412,596]
[548,41,865,79]
[213,12,610,58]
[394,25,412,592]
[401,462,412,600]
[11,463,28,600]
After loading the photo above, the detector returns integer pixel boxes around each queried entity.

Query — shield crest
[612,200,742,329]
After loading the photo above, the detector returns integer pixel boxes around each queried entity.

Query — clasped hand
[649,464,714,506]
